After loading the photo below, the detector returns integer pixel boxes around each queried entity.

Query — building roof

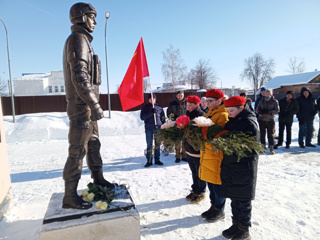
[265,71,320,89]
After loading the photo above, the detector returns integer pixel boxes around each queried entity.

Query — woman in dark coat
[220,96,259,240]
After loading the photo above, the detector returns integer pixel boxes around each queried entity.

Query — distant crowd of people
[139,86,320,240]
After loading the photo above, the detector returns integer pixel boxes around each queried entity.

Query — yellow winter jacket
[199,104,229,184]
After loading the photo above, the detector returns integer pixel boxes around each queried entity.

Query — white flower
[161,121,176,129]
[95,200,102,208]
[100,202,108,210]
[82,190,88,198]
[86,193,95,202]
[193,116,214,127]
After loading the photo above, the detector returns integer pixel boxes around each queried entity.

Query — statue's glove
[91,103,104,121]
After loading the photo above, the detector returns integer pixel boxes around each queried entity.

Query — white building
[13,71,65,96]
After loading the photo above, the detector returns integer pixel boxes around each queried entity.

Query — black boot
[231,224,251,240]
[205,208,225,222]
[201,205,215,218]
[92,169,115,188]
[62,181,92,209]
[222,218,239,239]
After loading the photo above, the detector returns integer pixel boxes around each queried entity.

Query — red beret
[224,96,246,107]
[186,95,201,104]
[206,89,224,99]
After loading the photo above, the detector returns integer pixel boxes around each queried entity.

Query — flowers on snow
[95,200,109,210]
[193,116,214,127]
[86,192,95,202]
[176,115,190,128]
[82,190,88,198]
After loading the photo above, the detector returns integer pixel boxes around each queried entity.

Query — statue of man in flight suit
[62,2,113,209]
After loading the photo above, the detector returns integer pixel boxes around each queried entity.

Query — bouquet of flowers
[155,117,189,148]
[81,182,126,210]
[156,115,265,161]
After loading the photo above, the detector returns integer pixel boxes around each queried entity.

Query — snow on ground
[1,110,320,240]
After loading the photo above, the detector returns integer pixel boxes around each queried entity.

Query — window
[49,86,52,93]
[61,86,64,92]
[55,86,59,92]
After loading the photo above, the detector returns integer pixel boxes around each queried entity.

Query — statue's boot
[92,169,116,189]
[62,180,92,209]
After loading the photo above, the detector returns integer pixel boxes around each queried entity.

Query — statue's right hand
[91,104,104,121]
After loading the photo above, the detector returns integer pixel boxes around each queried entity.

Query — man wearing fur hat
[199,89,228,223]
[274,91,299,149]
[257,89,279,154]
[140,93,165,167]
[183,96,206,204]
[167,90,187,163]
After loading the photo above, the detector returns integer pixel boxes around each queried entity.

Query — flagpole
[148,76,157,125]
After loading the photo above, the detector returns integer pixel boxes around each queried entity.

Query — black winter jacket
[183,106,204,155]
[167,98,187,120]
[140,103,165,130]
[296,87,317,122]
[220,109,259,201]
[278,97,299,123]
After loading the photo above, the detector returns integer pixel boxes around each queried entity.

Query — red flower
[176,115,190,128]
[180,104,182,107]
[289,100,291,103]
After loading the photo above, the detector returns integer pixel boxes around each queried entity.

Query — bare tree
[241,52,275,100]
[161,45,187,91]
[0,77,9,96]
[287,57,305,74]
[188,59,218,89]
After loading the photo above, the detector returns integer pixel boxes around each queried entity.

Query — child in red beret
[220,96,260,240]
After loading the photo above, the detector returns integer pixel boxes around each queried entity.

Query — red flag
[118,38,149,111]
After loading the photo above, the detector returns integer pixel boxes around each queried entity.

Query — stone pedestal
[0,97,13,220]
[39,187,140,240]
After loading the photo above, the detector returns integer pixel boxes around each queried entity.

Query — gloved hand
[152,108,156,114]
[91,103,104,121]
[261,109,269,114]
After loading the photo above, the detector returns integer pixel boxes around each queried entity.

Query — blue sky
[0,0,319,93]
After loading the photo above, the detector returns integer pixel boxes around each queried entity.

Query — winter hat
[176,90,184,94]
[206,89,224,99]
[186,95,201,104]
[286,90,294,96]
[148,93,156,99]
[224,96,246,107]
[265,89,273,95]
[260,87,266,92]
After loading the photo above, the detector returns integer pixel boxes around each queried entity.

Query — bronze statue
[62,2,113,210]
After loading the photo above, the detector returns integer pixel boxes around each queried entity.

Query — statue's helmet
[69,3,96,24]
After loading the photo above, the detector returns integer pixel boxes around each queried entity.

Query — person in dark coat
[274,91,299,149]
[240,92,254,112]
[254,87,266,119]
[317,96,320,145]
[167,90,187,162]
[140,93,165,167]
[257,89,279,154]
[220,96,259,240]
[183,96,206,204]
[296,87,317,148]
